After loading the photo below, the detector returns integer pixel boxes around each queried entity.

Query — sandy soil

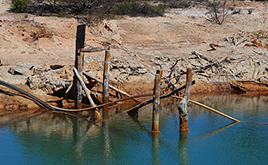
[0,0,268,109]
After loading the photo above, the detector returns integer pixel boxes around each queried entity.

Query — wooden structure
[0,24,241,136]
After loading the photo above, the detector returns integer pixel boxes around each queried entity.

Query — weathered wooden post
[178,68,192,131]
[152,70,162,133]
[74,24,86,109]
[103,48,111,103]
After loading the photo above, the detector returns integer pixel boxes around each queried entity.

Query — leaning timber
[172,95,240,122]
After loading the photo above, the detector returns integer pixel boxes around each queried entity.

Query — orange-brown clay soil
[1,0,268,110]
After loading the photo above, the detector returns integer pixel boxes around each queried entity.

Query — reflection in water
[152,133,159,165]
[102,107,111,159]
[179,131,189,165]
[0,94,268,164]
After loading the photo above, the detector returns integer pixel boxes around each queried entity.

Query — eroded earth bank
[1,0,268,113]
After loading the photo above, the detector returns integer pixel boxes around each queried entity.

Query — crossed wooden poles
[66,24,239,133]
[0,24,240,134]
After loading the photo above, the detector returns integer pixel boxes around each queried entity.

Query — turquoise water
[0,94,268,165]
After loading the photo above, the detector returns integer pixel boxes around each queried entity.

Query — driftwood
[209,43,225,50]
[191,50,212,63]
[124,80,196,113]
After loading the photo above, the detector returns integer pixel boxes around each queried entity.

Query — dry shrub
[206,0,229,25]
[30,26,53,42]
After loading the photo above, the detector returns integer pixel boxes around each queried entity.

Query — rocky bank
[1,0,268,110]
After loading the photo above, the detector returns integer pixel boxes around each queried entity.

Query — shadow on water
[1,94,268,164]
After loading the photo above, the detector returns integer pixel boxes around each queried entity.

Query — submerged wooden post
[152,70,162,133]
[74,24,86,109]
[103,49,111,103]
[178,68,193,131]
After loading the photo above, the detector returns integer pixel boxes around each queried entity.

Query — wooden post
[74,24,86,109]
[103,49,111,103]
[178,68,192,131]
[152,70,162,133]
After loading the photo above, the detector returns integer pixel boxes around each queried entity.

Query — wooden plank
[74,24,86,109]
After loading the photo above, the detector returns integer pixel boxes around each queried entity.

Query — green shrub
[167,0,191,8]
[118,2,167,16]
[11,0,29,13]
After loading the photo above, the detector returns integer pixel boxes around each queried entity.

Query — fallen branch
[191,50,212,63]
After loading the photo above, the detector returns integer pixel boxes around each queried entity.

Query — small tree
[207,0,228,25]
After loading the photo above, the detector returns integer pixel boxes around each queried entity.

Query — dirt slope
[0,1,268,109]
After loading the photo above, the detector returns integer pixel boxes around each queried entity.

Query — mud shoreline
[1,1,268,111]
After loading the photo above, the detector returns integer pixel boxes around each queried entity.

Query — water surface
[0,94,268,165]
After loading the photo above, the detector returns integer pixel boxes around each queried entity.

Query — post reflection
[102,107,111,158]
[2,94,266,164]
[178,130,190,165]
[152,133,160,165]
